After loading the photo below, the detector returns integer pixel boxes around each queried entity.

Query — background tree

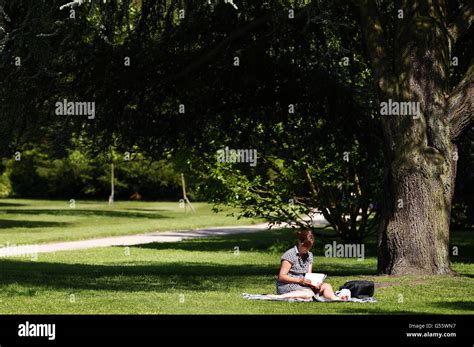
[0,0,68,160]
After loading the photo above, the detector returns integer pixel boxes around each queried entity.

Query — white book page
[304,273,326,284]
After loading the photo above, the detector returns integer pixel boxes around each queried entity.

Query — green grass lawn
[0,199,263,244]
[0,227,472,314]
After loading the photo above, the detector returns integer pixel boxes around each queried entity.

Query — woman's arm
[278,260,312,286]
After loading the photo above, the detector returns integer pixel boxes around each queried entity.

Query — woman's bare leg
[319,283,347,300]
[268,289,314,300]
[319,283,337,299]
[267,284,347,301]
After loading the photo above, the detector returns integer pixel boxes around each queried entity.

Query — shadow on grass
[0,255,376,293]
[429,301,474,312]
[0,219,70,229]
[0,259,279,292]
[3,209,168,219]
[132,234,293,253]
[131,230,379,259]
[0,201,27,207]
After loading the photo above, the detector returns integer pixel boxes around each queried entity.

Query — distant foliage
[4,147,183,200]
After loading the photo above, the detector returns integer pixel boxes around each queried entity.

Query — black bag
[339,280,374,298]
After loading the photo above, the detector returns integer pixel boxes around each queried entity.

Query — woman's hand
[300,277,313,286]
[300,276,322,289]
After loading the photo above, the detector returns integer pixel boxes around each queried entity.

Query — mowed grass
[0,199,263,244]
[0,228,472,314]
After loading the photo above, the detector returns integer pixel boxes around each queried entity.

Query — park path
[0,213,328,255]
[28,223,272,254]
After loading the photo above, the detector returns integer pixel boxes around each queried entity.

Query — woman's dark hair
[297,229,314,247]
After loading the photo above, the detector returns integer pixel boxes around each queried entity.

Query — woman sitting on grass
[269,229,348,301]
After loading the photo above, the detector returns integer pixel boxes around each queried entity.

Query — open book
[304,273,327,284]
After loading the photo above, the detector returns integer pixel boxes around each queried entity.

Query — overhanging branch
[448,60,474,140]
[357,0,395,95]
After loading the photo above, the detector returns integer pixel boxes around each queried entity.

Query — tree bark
[359,0,473,275]
[378,155,457,275]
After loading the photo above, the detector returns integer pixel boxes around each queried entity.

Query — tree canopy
[0,0,472,273]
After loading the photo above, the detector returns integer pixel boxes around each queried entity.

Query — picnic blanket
[242,293,377,303]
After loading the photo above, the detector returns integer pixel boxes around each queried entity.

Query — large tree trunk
[360,0,473,275]
[377,150,457,275]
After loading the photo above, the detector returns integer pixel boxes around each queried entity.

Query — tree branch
[357,0,395,95]
[448,1,474,45]
[448,60,474,140]
[304,166,319,196]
